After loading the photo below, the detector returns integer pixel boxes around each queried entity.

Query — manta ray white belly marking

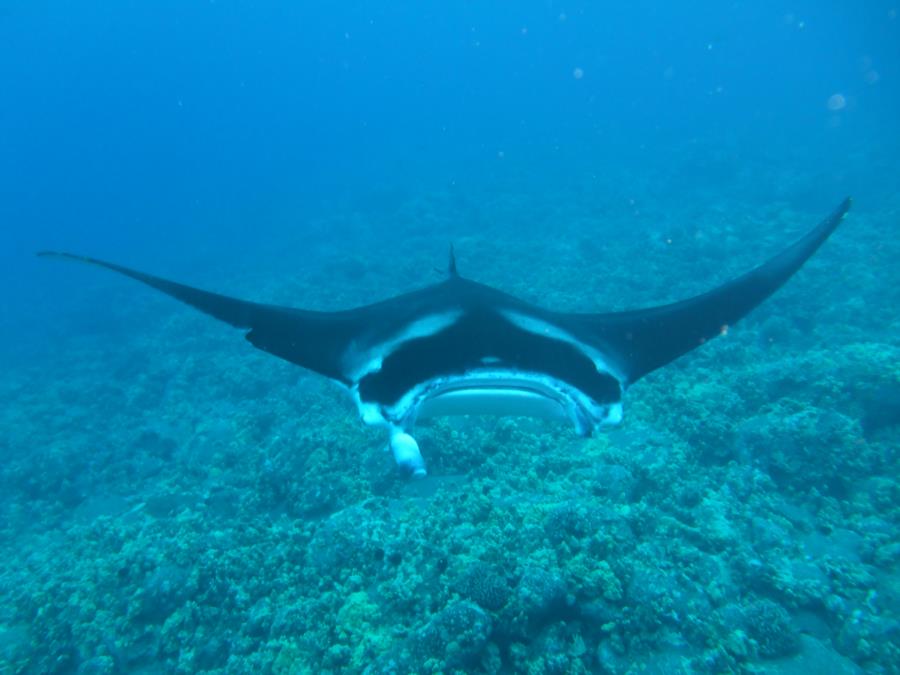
[341,310,463,381]
[38,198,851,478]
[499,309,626,382]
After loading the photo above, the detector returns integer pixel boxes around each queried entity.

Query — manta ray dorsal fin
[448,243,459,277]
[36,251,361,384]
[569,198,851,384]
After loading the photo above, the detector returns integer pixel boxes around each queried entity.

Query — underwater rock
[736,406,865,496]
[801,527,864,564]
[624,563,685,633]
[874,541,900,568]
[193,636,230,670]
[545,500,630,549]
[764,634,863,675]
[517,567,568,623]
[243,597,273,638]
[268,604,308,640]
[835,607,900,666]
[859,382,900,437]
[76,655,116,675]
[527,623,586,674]
[132,564,195,623]
[592,463,636,503]
[579,598,618,627]
[0,624,31,673]
[308,501,393,579]
[749,514,792,549]
[134,428,178,461]
[71,494,132,523]
[455,561,510,611]
[744,599,800,658]
[413,601,492,668]
[335,590,392,664]
[144,491,197,519]
[694,493,738,551]
[203,486,241,520]
[545,500,596,541]
[116,627,162,670]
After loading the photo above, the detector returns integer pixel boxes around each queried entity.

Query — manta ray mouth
[417,379,573,421]
[385,370,625,435]
[351,368,625,478]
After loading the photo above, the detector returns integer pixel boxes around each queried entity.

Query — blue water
[1,2,898,673]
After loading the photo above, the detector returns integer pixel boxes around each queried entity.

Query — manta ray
[40,198,850,477]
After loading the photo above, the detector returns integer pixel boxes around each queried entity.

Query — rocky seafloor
[1,176,898,674]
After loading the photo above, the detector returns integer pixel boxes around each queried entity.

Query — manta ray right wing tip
[835,196,852,220]
[587,197,853,385]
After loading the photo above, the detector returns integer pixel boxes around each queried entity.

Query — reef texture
[1,182,898,674]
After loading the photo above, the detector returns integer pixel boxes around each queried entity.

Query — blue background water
[1,2,899,673]
[2,1,898,354]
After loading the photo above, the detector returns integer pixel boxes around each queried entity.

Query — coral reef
[1,187,897,674]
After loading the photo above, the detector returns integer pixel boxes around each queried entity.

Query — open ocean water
[1,2,898,674]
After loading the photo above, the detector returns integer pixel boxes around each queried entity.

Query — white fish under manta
[40,198,851,477]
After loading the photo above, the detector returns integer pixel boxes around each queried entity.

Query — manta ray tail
[580,197,852,384]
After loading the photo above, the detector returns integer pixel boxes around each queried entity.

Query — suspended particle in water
[826,93,846,111]
[573,67,584,80]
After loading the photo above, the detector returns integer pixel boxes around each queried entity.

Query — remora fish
[40,198,850,476]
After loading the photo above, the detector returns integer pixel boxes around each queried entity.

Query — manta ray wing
[560,197,851,384]
[36,251,365,384]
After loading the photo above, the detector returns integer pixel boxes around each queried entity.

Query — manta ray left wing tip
[37,249,364,384]
[37,251,121,270]
[37,249,267,330]
[37,250,77,260]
